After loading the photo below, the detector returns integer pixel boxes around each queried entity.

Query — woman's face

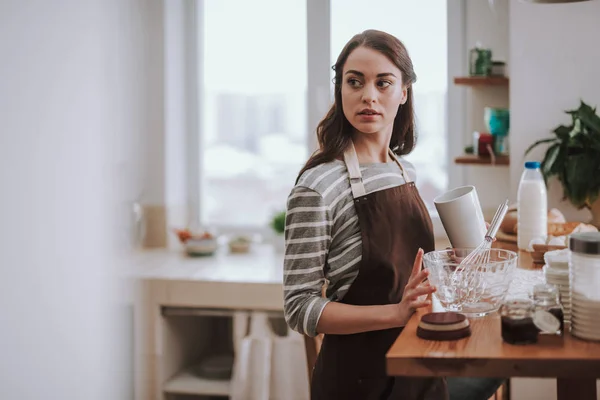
[341,46,407,137]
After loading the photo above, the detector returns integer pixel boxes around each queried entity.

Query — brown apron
[310,142,448,400]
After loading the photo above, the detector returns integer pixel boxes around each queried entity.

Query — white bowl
[186,237,218,256]
[544,248,570,270]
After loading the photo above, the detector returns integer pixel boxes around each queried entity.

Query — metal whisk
[452,199,510,304]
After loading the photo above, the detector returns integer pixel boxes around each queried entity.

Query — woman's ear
[400,86,409,105]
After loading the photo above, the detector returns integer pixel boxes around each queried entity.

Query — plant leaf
[578,101,600,133]
[553,125,571,142]
[524,138,557,156]
[580,128,600,151]
[569,119,583,137]
[541,144,560,180]
[590,134,600,151]
[550,143,567,175]
[564,154,600,209]
[580,114,600,134]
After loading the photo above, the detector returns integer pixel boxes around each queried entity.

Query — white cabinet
[132,249,285,400]
[157,307,285,400]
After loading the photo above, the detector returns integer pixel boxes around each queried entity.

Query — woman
[283,30,502,400]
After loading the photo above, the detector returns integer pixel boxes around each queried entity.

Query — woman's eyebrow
[344,70,397,78]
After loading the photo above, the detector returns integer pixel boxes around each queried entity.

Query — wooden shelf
[163,369,231,396]
[454,154,510,166]
[453,76,509,86]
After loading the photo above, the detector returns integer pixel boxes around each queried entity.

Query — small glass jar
[532,283,564,336]
[500,299,538,345]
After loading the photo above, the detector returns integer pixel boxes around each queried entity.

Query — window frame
[185,0,462,239]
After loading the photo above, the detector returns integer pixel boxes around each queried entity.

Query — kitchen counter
[133,245,286,400]
[131,245,284,284]
[387,242,600,400]
[131,246,284,311]
[133,242,546,400]
[387,308,600,400]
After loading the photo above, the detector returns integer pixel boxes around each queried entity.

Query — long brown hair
[297,30,418,181]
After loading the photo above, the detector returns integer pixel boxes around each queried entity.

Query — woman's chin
[351,122,382,135]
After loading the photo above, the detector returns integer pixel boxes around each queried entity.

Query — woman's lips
[357,113,380,121]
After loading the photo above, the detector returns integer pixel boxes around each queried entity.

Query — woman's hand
[394,248,437,327]
[316,248,438,335]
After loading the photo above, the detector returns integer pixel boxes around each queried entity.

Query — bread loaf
[500,210,518,234]
[512,221,595,236]
[548,222,581,236]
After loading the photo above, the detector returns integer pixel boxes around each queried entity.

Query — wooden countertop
[386,310,600,379]
[386,243,600,399]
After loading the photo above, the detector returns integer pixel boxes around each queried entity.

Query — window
[201,0,308,228]
[197,0,448,231]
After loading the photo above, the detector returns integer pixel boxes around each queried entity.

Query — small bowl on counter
[228,235,253,254]
[173,228,219,257]
[185,235,218,257]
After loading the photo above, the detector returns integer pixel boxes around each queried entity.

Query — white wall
[0,1,162,398]
[510,0,600,222]
[449,0,512,216]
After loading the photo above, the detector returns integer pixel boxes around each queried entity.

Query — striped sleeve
[283,186,331,337]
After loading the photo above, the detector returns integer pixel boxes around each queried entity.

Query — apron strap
[342,141,367,198]
[388,149,412,183]
[343,143,412,199]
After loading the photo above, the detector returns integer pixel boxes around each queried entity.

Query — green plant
[270,210,286,235]
[525,100,600,209]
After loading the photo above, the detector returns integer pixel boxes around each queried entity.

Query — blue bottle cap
[525,161,541,169]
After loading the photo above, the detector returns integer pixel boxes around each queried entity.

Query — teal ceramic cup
[484,107,510,136]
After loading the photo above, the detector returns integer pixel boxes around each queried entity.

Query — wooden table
[386,245,600,400]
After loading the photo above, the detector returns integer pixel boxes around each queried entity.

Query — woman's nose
[361,85,377,104]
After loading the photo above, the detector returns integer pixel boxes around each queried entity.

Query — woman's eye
[347,78,362,88]
[377,80,392,88]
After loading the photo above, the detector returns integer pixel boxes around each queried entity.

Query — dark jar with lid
[532,283,564,336]
[499,299,538,345]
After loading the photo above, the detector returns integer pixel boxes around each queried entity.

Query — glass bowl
[423,248,518,317]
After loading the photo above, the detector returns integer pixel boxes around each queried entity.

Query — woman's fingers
[410,248,424,277]
[406,268,429,289]
[410,298,432,309]
[407,283,436,300]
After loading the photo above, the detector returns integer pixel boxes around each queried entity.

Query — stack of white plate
[571,292,600,341]
[543,249,571,322]
[543,265,571,321]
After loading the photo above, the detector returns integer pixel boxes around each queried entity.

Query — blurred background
[1,0,599,399]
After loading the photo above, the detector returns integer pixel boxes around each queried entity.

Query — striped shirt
[283,158,416,337]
